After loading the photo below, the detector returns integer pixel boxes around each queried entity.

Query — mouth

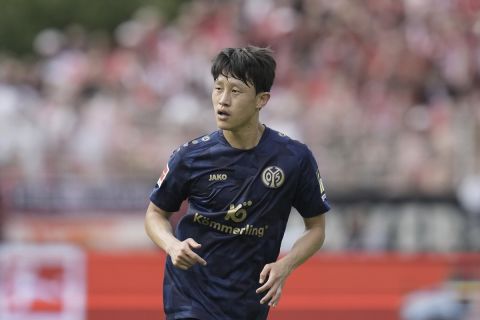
[216,109,230,120]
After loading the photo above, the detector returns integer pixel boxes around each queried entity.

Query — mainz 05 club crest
[261,166,285,188]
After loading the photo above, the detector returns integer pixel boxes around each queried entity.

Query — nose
[219,90,231,106]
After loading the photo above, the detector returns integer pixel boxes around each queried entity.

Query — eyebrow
[215,77,250,88]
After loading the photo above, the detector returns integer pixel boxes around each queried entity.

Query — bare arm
[256,213,326,307]
[276,213,326,270]
[145,201,207,270]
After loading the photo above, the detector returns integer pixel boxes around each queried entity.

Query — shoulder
[267,127,312,159]
[169,131,220,162]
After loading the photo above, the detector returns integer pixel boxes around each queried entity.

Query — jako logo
[209,173,227,181]
[224,201,253,223]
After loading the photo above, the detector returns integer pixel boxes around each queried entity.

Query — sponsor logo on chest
[209,173,228,181]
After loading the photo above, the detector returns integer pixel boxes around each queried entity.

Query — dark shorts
[167,316,200,320]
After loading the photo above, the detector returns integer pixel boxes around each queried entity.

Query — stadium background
[0,0,479,319]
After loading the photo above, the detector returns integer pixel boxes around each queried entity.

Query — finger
[259,264,271,284]
[268,288,282,307]
[186,238,202,249]
[177,255,202,270]
[256,280,272,294]
[177,264,189,270]
[172,255,193,268]
[184,239,207,266]
[176,254,196,266]
[256,272,275,294]
[260,284,279,305]
[186,250,207,266]
[173,260,190,270]
[174,245,206,266]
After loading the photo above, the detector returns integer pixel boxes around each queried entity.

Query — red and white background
[1,212,479,320]
[2,0,480,319]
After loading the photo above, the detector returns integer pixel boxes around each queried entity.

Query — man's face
[212,74,269,131]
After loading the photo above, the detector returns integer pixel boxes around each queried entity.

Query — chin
[216,122,232,130]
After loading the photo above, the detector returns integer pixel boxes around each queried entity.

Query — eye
[214,87,223,92]
[232,89,240,94]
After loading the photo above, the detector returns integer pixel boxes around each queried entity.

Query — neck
[223,123,265,150]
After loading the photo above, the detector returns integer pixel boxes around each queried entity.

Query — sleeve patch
[157,163,170,187]
[316,170,325,194]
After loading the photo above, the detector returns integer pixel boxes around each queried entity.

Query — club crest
[261,166,285,189]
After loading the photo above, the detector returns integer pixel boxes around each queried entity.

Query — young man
[145,46,330,320]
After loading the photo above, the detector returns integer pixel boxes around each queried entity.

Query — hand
[167,238,207,270]
[256,260,292,307]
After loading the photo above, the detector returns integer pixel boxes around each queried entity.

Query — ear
[256,92,270,110]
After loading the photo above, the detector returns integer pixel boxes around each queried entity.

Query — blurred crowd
[1,0,480,198]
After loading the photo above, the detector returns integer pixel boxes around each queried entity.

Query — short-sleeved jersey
[150,126,330,320]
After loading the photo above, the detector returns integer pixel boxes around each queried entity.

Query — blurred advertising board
[5,214,150,250]
[0,244,86,320]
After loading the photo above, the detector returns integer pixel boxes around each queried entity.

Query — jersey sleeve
[293,147,331,218]
[149,149,190,212]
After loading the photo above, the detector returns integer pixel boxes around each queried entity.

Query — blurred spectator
[401,258,480,320]
[0,192,3,241]
[1,0,479,194]
[1,0,480,251]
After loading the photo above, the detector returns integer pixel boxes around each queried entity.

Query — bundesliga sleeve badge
[157,164,170,187]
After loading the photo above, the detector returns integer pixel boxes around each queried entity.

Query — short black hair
[211,46,276,93]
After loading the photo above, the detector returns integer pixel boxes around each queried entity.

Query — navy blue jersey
[150,126,330,320]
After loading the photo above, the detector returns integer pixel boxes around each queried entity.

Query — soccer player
[145,46,330,320]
